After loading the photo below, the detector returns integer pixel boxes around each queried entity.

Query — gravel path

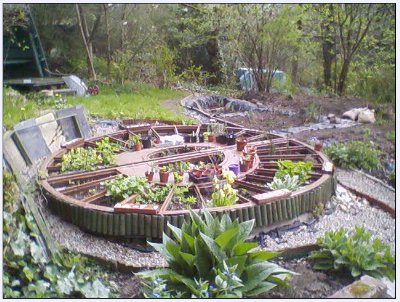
[337,169,395,208]
[260,184,395,254]
[41,206,167,269]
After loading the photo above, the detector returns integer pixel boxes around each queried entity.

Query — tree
[75,4,101,80]
[230,4,301,92]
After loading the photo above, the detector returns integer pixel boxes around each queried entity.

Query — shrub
[324,141,381,171]
[275,160,313,185]
[309,227,395,281]
[267,175,300,191]
[105,175,150,201]
[136,209,295,298]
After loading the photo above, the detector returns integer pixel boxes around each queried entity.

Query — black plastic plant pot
[216,135,227,144]
[141,136,152,149]
[188,172,211,183]
[198,134,204,143]
[184,135,191,143]
[190,135,197,143]
[226,134,236,146]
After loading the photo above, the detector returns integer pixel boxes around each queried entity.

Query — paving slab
[56,106,92,140]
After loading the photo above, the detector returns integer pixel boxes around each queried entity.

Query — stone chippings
[260,184,395,253]
[337,169,395,208]
[41,206,167,268]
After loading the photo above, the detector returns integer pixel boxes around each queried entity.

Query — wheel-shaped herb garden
[40,123,336,240]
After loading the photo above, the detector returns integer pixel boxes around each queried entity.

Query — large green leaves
[136,209,294,297]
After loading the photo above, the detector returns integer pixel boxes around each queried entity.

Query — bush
[309,227,394,281]
[324,141,381,171]
[136,209,295,298]
[275,160,313,185]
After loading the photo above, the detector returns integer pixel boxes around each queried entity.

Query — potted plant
[169,162,190,184]
[189,163,219,183]
[129,133,143,151]
[228,163,240,176]
[159,166,170,184]
[314,140,323,152]
[183,134,191,143]
[198,133,204,143]
[243,154,254,169]
[190,131,197,143]
[239,157,251,172]
[236,136,247,151]
[142,130,152,149]
[226,132,236,146]
[145,161,158,182]
[203,132,210,142]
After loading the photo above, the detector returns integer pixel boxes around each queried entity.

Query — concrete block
[36,113,66,153]
[56,106,92,140]
[330,275,387,298]
[3,131,28,173]
[13,118,51,164]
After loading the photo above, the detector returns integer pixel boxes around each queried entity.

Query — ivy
[3,171,115,298]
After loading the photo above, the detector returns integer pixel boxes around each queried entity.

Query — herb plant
[136,209,294,298]
[275,160,313,184]
[105,175,150,201]
[324,141,381,171]
[95,137,120,166]
[267,174,300,191]
[309,227,395,280]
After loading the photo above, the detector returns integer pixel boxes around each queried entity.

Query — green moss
[350,282,373,297]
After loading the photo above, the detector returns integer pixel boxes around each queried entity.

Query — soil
[223,91,395,185]
[110,272,143,298]
[260,258,354,298]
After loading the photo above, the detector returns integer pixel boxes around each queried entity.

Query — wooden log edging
[44,174,335,240]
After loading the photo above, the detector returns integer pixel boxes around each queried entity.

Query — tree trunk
[336,57,351,95]
[103,4,112,81]
[75,4,97,80]
[320,4,335,89]
[205,29,222,85]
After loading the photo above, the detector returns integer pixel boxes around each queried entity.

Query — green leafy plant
[105,175,150,201]
[3,171,113,298]
[211,170,239,207]
[309,227,395,280]
[386,131,395,143]
[61,148,101,172]
[173,184,197,207]
[275,160,314,185]
[95,137,120,166]
[324,141,381,171]
[136,208,295,298]
[129,133,142,145]
[136,184,172,204]
[305,102,319,122]
[267,174,300,191]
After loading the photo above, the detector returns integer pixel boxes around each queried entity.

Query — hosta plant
[274,160,313,184]
[136,209,295,298]
[309,227,395,280]
[105,175,150,201]
[267,175,300,191]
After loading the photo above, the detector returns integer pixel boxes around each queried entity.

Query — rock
[358,109,376,123]
[342,108,364,121]
[330,276,387,298]
[256,101,264,107]
[41,89,54,97]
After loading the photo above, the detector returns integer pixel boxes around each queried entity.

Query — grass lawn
[3,83,190,129]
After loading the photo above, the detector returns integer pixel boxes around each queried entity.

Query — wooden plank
[260,203,268,226]
[145,215,152,239]
[281,199,288,220]
[255,205,262,227]
[252,189,292,204]
[266,203,273,224]
[158,216,165,238]
[126,214,132,237]
[139,214,145,236]
[151,215,158,239]
[248,206,256,221]
[102,213,108,235]
[132,213,138,236]
[271,202,278,223]
[243,207,249,222]
[113,214,119,236]
[107,213,114,236]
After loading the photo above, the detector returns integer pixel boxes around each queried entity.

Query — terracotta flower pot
[134,143,143,151]
[159,171,170,183]
[240,161,251,172]
[208,134,216,143]
[236,138,247,151]
[145,171,154,182]
[314,141,323,152]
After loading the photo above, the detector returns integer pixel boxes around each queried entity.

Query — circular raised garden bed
[40,124,336,240]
